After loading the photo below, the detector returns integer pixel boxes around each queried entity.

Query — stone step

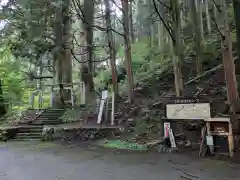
[32,122,61,126]
[12,138,41,141]
[46,108,65,111]
[39,114,63,117]
[14,136,42,140]
[44,111,64,116]
[18,126,43,131]
[15,132,42,138]
[17,132,42,137]
[38,117,58,120]
[38,119,61,122]
[41,122,62,125]
[18,129,42,133]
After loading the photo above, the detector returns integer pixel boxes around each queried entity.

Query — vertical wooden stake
[228,122,234,157]
[82,82,85,105]
[71,88,74,109]
[111,92,115,126]
[105,98,109,123]
[50,91,54,107]
[80,82,86,105]
[29,91,32,108]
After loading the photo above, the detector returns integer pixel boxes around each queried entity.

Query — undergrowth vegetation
[94,33,224,97]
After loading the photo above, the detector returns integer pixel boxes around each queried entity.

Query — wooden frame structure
[29,82,86,109]
[96,90,116,126]
[165,98,235,157]
[205,117,234,157]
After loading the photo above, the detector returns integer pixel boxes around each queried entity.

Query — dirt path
[0,141,239,180]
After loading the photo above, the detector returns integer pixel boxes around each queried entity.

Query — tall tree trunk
[180,0,185,46]
[129,0,134,43]
[158,22,164,50]
[197,0,204,40]
[53,0,72,107]
[121,0,134,102]
[62,0,72,102]
[233,0,240,58]
[157,1,164,49]
[83,0,95,92]
[78,0,95,97]
[205,0,211,36]
[0,80,6,117]
[104,0,119,96]
[217,0,239,114]
[170,0,184,96]
[190,0,203,75]
[54,3,65,106]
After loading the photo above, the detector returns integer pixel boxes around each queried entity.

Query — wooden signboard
[205,117,234,157]
[166,103,211,120]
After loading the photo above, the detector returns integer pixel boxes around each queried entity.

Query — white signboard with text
[166,103,211,120]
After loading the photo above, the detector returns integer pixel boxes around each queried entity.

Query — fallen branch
[175,168,199,179]
[185,56,238,85]
[180,176,192,180]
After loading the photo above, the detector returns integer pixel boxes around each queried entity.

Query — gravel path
[0,141,239,180]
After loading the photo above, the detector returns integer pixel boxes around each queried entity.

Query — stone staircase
[14,108,65,140]
[31,109,65,125]
[14,126,43,140]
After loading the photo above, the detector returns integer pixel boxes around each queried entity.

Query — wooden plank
[166,103,211,119]
[205,117,231,122]
[80,82,86,105]
[228,123,234,157]
[169,129,176,148]
[199,126,207,156]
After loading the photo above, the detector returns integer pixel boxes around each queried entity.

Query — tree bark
[205,0,211,36]
[197,0,204,40]
[77,0,95,96]
[121,0,134,102]
[83,0,95,92]
[129,0,134,43]
[104,0,119,96]
[170,0,184,96]
[53,3,65,107]
[62,0,72,102]
[217,0,239,113]
[190,0,203,75]
[53,0,72,107]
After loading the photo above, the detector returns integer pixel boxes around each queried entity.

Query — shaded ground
[0,141,239,180]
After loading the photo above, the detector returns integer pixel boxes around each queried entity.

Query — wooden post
[80,81,86,105]
[111,92,115,125]
[105,97,109,123]
[70,88,74,108]
[228,122,234,157]
[50,91,54,107]
[40,90,43,109]
[29,91,34,109]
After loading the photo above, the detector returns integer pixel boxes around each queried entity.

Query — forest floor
[0,141,240,180]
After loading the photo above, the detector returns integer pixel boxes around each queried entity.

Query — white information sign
[166,103,211,120]
[206,135,214,146]
[102,90,108,100]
